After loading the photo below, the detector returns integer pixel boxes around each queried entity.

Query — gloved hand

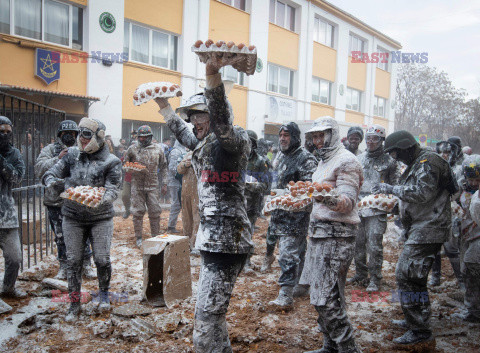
[371,183,394,195]
[315,194,351,213]
[45,177,64,189]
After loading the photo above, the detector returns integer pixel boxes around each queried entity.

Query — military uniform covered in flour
[264,122,317,307]
[156,62,252,353]
[124,125,167,247]
[454,155,480,323]
[35,120,95,279]
[300,117,363,353]
[0,116,26,303]
[43,118,122,322]
[373,130,457,345]
[350,124,400,291]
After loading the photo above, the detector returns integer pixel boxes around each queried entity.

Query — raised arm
[156,102,198,151]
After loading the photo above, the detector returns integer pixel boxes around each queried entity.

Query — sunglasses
[79,128,94,139]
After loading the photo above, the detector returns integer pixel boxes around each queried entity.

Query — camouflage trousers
[0,228,22,292]
[131,186,162,219]
[194,251,247,353]
[395,243,442,333]
[354,214,387,281]
[63,217,113,296]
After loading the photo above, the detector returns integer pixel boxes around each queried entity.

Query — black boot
[304,336,338,353]
[392,319,409,329]
[393,330,433,345]
[65,301,81,322]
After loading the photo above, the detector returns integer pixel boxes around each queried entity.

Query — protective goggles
[366,135,381,143]
[79,127,94,139]
[190,114,210,125]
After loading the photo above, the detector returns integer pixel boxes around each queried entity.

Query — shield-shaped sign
[35,48,60,85]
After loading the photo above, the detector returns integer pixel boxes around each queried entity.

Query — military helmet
[176,93,209,121]
[57,120,79,137]
[448,136,462,150]
[365,124,386,139]
[463,154,480,179]
[384,130,418,152]
[137,125,153,137]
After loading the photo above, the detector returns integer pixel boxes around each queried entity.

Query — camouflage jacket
[269,146,317,236]
[392,148,453,244]
[35,141,67,207]
[43,145,122,222]
[125,143,167,190]
[245,150,271,218]
[0,145,25,228]
[159,78,253,254]
[358,148,400,217]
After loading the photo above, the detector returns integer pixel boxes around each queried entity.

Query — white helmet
[365,124,386,139]
[175,93,209,122]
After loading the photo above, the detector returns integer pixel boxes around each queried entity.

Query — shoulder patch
[420,159,428,163]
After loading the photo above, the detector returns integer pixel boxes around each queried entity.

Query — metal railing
[1,91,66,270]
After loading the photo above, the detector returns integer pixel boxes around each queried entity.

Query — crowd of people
[0,52,479,353]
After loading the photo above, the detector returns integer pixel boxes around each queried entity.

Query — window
[124,21,178,71]
[373,96,386,117]
[312,77,332,105]
[346,87,361,112]
[0,0,83,49]
[220,65,245,86]
[268,63,294,96]
[376,47,389,71]
[219,0,246,11]
[349,34,365,56]
[269,0,295,31]
[313,17,334,48]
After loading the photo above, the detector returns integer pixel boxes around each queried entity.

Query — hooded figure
[35,120,95,280]
[0,116,26,302]
[43,117,122,322]
[346,126,364,156]
[263,121,317,306]
[124,125,168,247]
[300,116,363,353]
[348,124,400,291]
[373,130,458,345]
[155,58,253,353]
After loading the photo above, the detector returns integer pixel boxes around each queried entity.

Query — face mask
[0,132,11,151]
[139,135,152,148]
[61,133,76,147]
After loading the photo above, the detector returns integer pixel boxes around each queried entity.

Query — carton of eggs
[61,186,106,208]
[133,82,182,106]
[357,194,398,213]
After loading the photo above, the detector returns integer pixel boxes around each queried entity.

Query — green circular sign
[99,12,116,33]
[256,58,263,73]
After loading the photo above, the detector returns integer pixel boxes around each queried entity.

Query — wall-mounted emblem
[99,12,116,33]
[35,48,60,85]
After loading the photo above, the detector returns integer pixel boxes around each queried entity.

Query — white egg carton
[60,186,105,208]
[133,82,182,106]
[357,194,398,213]
[191,40,257,75]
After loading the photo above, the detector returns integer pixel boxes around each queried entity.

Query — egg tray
[357,194,398,213]
[263,188,338,215]
[123,162,147,172]
[192,40,257,76]
[133,82,182,106]
[60,186,105,208]
[451,201,465,219]
[123,166,147,172]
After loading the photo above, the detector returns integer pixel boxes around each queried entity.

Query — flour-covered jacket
[459,190,480,263]
[392,148,453,244]
[358,148,400,217]
[35,141,67,207]
[0,145,24,228]
[310,147,363,233]
[167,140,186,188]
[43,145,122,222]
[159,75,253,254]
[245,150,270,218]
[125,143,167,190]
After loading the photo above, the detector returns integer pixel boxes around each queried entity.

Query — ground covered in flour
[1,216,479,353]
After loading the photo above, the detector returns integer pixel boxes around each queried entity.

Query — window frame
[373,96,386,117]
[124,20,178,71]
[220,65,245,86]
[269,0,295,32]
[313,16,334,48]
[0,0,83,50]
[346,87,362,112]
[349,33,365,56]
[267,63,294,97]
[218,0,246,11]
[376,46,389,71]
[311,77,332,105]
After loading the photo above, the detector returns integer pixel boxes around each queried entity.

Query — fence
[1,91,66,270]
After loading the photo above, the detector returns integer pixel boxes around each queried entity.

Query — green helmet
[463,154,480,179]
[246,130,258,149]
[384,130,418,152]
[137,125,153,137]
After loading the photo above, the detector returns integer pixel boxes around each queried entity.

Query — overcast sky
[328,0,480,99]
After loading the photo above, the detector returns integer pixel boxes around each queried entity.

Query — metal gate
[1,91,66,270]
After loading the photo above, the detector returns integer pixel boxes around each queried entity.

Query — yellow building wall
[374,68,391,99]
[69,0,87,6]
[312,42,336,82]
[122,63,182,123]
[373,117,389,129]
[347,56,366,91]
[345,111,365,125]
[310,102,335,120]
[229,86,247,128]
[0,38,88,110]
[208,0,250,45]
[124,0,183,35]
[268,23,299,70]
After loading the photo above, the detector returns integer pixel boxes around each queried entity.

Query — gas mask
[61,132,77,147]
